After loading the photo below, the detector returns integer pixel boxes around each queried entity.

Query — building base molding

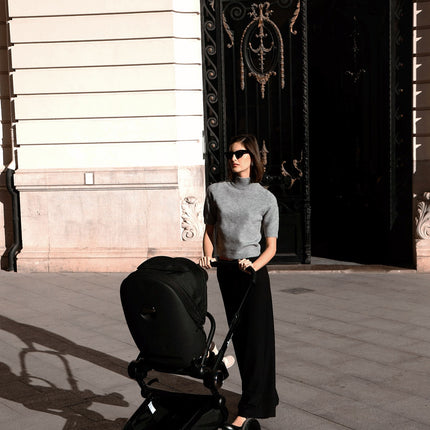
[416,240,430,272]
[16,245,202,272]
[12,166,205,272]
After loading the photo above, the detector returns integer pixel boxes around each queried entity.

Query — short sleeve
[203,186,217,225]
[262,194,279,238]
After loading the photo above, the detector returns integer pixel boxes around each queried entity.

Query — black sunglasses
[224,149,250,160]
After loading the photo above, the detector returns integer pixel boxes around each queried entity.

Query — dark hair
[227,134,264,183]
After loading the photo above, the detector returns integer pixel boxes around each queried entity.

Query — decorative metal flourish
[181,197,203,241]
[260,140,269,168]
[416,192,430,240]
[345,16,366,83]
[240,2,285,99]
[210,0,234,47]
[223,13,235,47]
[290,1,301,34]
[281,152,303,189]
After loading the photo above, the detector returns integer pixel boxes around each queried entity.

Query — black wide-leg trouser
[217,263,279,418]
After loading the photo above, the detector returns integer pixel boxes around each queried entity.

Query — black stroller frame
[120,256,260,430]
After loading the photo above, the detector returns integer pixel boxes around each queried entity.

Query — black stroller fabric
[121,256,209,373]
[123,390,225,430]
[121,256,229,429]
[137,256,208,327]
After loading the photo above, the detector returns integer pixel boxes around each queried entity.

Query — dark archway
[308,0,413,266]
[201,0,413,267]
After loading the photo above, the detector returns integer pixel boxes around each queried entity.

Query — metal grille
[200,0,311,264]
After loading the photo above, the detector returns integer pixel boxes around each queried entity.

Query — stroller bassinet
[120,256,230,430]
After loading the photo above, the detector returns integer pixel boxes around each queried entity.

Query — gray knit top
[203,177,279,259]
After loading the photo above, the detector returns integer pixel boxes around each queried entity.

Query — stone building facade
[0,0,429,271]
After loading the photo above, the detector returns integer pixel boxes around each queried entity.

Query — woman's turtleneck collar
[231,176,251,189]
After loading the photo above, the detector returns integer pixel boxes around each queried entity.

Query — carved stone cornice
[416,192,430,241]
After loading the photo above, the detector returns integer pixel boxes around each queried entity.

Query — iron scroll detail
[201,0,222,184]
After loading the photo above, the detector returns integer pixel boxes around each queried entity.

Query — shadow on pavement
[0,315,240,428]
[0,314,130,429]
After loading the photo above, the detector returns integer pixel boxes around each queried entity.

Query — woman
[199,134,279,429]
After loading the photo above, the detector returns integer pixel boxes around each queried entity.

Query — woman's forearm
[203,224,215,257]
[252,237,277,271]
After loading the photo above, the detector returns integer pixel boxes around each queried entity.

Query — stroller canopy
[136,256,208,327]
[121,256,210,373]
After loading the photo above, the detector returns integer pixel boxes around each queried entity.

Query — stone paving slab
[1,268,430,429]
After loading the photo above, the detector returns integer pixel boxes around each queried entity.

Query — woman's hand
[200,225,215,270]
[199,256,214,269]
[249,237,277,271]
[238,258,254,273]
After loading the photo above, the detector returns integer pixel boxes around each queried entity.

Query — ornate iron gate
[200,0,310,263]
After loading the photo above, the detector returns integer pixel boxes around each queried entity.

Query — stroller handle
[204,257,257,377]
[209,257,256,278]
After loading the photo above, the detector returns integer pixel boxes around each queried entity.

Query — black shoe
[223,418,261,430]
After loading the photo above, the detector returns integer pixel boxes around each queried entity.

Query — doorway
[200,0,413,267]
[308,0,413,266]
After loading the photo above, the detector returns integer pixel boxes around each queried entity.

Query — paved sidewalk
[1,266,430,429]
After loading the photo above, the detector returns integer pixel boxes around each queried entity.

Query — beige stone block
[9,13,200,43]
[94,167,178,186]
[10,39,202,68]
[19,193,50,251]
[8,0,199,17]
[416,240,430,272]
[15,116,203,145]
[14,170,88,188]
[14,91,203,120]
[178,165,205,197]
[12,65,203,94]
[16,140,204,170]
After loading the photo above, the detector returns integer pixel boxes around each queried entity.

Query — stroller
[120,256,261,430]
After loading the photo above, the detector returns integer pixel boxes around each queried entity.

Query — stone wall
[2,0,205,271]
